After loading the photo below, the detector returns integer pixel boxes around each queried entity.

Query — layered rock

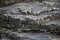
[45,0,60,2]
[0,0,44,7]
[0,1,60,40]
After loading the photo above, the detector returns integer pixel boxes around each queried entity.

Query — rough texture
[0,0,60,40]
[0,0,44,7]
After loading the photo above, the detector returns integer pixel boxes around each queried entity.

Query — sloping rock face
[0,0,60,7]
[0,1,60,34]
[0,0,60,40]
[0,0,42,7]
[0,0,15,6]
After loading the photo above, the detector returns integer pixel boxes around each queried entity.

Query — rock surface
[0,0,60,40]
[0,0,44,7]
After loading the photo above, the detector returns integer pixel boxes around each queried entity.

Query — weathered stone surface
[0,0,44,7]
[0,0,60,40]
[0,14,20,29]
[0,14,60,35]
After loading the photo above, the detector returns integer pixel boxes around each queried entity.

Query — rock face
[0,0,60,40]
[0,1,60,35]
[1,0,60,7]
[0,0,15,6]
[0,0,43,7]
[45,0,60,2]
[0,14,60,35]
[0,0,60,7]
[0,14,20,29]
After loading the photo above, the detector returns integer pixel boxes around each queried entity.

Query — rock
[6,32,21,40]
[0,34,1,39]
[45,0,60,2]
[0,0,45,7]
[0,14,20,29]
